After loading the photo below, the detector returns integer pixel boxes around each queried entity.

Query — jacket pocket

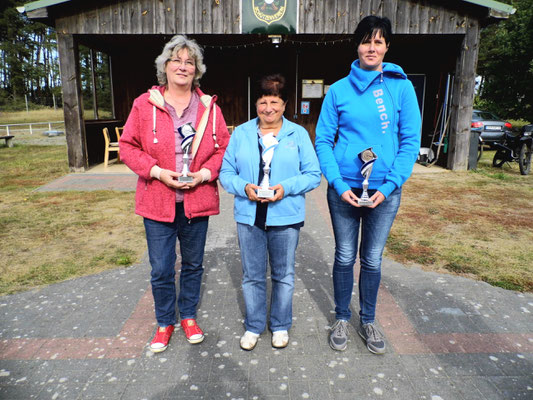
[338,144,383,176]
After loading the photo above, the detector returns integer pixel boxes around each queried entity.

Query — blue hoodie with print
[315,60,422,198]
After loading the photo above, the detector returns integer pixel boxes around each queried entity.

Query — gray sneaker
[358,322,386,354]
[329,319,348,351]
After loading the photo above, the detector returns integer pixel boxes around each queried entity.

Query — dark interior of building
[77,33,462,165]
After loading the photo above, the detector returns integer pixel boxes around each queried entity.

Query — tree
[477,0,533,122]
[0,1,112,114]
[0,0,60,110]
[0,0,28,102]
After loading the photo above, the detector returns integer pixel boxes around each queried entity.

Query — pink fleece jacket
[119,86,230,222]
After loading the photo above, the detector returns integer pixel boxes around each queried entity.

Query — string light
[201,36,353,50]
[203,39,271,49]
[285,37,354,45]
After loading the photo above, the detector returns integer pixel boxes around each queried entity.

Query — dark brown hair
[353,16,392,47]
[256,74,288,103]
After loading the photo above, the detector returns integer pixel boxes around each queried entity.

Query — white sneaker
[240,331,259,351]
[271,330,289,348]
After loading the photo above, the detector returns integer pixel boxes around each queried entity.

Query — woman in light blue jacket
[220,74,321,351]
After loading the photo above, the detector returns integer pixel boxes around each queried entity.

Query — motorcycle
[477,135,483,162]
[492,124,533,175]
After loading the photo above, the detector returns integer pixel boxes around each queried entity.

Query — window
[79,46,113,120]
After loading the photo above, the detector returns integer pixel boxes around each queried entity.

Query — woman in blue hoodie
[315,16,421,354]
[220,74,321,351]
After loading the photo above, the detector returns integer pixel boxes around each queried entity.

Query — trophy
[178,122,196,183]
[257,133,278,198]
[358,148,378,206]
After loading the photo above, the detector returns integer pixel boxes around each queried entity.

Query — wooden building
[23,0,515,171]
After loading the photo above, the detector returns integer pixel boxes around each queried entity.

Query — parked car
[471,109,512,146]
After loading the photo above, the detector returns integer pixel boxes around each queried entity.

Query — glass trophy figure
[357,148,378,206]
[178,123,196,183]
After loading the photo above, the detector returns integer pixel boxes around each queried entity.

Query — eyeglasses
[168,58,195,68]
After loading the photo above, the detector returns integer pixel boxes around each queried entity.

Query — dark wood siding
[54,0,479,35]
[299,0,472,35]
[56,0,242,34]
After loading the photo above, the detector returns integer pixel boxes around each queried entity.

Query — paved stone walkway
[1,178,532,399]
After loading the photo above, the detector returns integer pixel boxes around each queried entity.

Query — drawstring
[152,97,219,149]
[152,105,158,144]
[212,105,219,148]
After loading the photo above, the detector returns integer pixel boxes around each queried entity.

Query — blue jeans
[144,203,208,327]
[327,186,402,324]
[236,223,300,334]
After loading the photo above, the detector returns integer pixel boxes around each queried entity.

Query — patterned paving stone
[0,179,531,399]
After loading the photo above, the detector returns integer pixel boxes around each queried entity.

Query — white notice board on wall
[302,79,324,99]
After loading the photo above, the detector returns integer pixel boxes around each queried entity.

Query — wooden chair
[115,126,123,141]
[102,127,120,167]
[227,125,235,134]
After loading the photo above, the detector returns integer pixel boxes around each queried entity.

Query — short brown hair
[256,74,288,103]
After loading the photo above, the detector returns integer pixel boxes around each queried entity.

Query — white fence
[0,121,65,135]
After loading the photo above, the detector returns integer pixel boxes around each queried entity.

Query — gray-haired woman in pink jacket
[120,35,229,353]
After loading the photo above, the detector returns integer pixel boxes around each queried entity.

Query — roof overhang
[24,0,71,12]
[20,0,71,22]
[21,0,517,25]
[461,0,516,18]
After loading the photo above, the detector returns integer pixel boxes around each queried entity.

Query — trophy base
[257,188,274,198]
[358,198,374,207]
[178,176,194,183]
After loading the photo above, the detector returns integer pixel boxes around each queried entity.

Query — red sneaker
[181,319,204,344]
[150,325,175,353]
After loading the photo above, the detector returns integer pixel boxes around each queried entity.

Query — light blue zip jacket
[315,60,422,198]
[220,117,321,227]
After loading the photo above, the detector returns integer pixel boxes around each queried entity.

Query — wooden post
[447,18,480,170]
[108,55,116,119]
[89,48,99,120]
[57,33,88,172]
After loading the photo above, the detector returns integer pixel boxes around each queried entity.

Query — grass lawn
[0,143,145,295]
[0,108,65,125]
[390,149,533,292]
[0,107,112,125]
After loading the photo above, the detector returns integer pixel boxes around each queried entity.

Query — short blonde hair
[155,35,206,88]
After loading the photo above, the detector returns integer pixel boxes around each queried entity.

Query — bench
[0,135,14,147]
